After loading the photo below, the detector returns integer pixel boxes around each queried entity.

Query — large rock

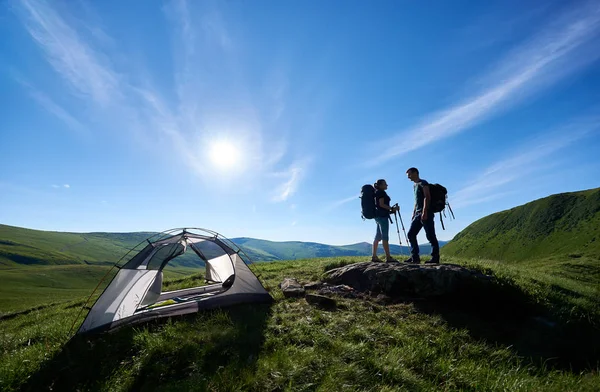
[323,262,493,298]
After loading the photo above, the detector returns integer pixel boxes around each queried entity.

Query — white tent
[76,228,272,334]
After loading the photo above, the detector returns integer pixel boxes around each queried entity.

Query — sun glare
[209,141,239,169]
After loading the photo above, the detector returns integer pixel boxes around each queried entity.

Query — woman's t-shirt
[375,189,391,217]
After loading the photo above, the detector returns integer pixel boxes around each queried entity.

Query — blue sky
[1,0,599,246]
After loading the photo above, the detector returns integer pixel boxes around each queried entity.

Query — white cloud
[63,184,70,188]
[30,90,87,135]
[452,115,600,208]
[272,165,304,202]
[15,0,297,189]
[369,2,600,166]
[325,195,359,211]
[17,0,121,106]
[12,75,88,135]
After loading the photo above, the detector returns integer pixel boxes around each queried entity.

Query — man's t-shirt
[375,189,391,217]
[414,179,429,213]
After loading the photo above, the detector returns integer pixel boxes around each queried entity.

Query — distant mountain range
[231,237,447,262]
[0,224,447,267]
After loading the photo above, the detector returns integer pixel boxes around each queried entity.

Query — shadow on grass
[408,273,600,372]
[21,303,272,392]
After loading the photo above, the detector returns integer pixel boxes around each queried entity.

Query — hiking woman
[372,179,399,262]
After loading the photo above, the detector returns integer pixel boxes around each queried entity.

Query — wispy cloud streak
[17,0,120,105]
[325,195,359,211]
[271,163,308,202]
[14,0,310,198]
[30,90,86,134]
[372,2,600,165]
[452,115,600,208]
[12,74,87,135]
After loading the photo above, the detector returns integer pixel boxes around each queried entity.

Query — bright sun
[209,141,239,169]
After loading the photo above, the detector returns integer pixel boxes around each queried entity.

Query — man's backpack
[429,183,448,213]
[428,183,455,229]
[360,184,377,219]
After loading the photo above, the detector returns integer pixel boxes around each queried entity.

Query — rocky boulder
[323,261,493,298]
[279,278,305,297]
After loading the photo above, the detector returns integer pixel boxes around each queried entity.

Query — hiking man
[405,168,440,264]
[372,179,399,262]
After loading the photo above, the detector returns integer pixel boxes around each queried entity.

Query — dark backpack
[428,183,455,230]
[360,184,377,219]
[428,183,448,213]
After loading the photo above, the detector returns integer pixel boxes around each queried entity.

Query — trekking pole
[393,210,403,251]
[394,204,409,245]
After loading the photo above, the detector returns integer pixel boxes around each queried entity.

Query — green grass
[1,255,598,392]
[0,265,113,315]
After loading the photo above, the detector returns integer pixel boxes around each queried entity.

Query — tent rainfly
[75,228,272,334]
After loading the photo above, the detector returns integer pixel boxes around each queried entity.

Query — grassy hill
[0,224,152,267]
[442,187,600,262]
[1,256,598,392]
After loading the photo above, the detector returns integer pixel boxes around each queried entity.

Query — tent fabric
[76,229,272,334]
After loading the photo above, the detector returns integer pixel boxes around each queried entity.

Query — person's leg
[406,215,423,262]
[372,240,380,260]
[380,218,395,261]
[372,218,383,261]
[383,240,391,259]
[423,215,440,263]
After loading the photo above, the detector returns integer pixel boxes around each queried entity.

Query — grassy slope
[0,255,598,392]
[442,187,600,261]
[0,224,152,266]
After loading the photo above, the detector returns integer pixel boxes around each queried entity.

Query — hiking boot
[371,256,383,262]
[403,257,421,264]
[425,256,440,264]
[386,257,399,263]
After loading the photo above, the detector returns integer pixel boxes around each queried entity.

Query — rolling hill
[0,224,446,266]
[442,187,600,261]
[0,225,151,267]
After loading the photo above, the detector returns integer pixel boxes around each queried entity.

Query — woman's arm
[378,197,394,212]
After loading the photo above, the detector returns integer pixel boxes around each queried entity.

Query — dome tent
[74,228,272,335]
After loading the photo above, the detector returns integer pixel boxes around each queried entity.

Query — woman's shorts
[374,216,389,242]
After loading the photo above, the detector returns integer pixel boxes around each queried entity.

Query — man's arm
[422,185,431,220]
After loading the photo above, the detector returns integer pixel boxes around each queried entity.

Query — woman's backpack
[360,184,377,219]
